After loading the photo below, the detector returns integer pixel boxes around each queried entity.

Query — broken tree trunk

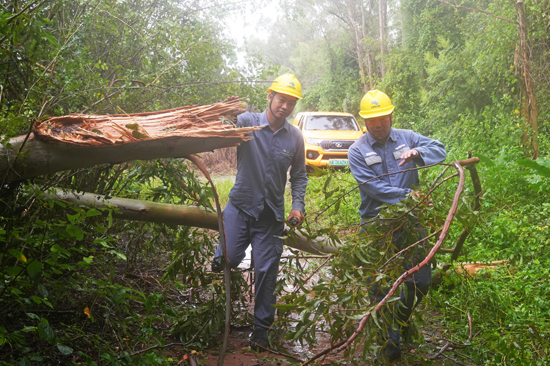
[1,97,258,183]
[44,188,341,255]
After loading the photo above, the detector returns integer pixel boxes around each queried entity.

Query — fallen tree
[43,188,341,255]
[0,97,257,183]
[1,101,484,364]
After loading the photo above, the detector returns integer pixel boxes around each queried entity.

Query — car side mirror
[362,127,367,133]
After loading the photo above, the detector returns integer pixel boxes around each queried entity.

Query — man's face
[268,92,298,120]
[365,114,392,143]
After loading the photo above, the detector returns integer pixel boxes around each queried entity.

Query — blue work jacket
[228,111,308,222]
[348,128,446,219]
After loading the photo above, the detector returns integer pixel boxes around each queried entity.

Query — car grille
[320,140,354,150]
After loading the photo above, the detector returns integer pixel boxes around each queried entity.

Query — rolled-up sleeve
[348,145,410,206]
[413,132,446,166]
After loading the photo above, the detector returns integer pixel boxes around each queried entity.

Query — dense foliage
[1,0,550,364]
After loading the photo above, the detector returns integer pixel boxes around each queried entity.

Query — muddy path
[197,307,476,366]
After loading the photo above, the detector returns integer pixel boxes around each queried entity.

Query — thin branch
[293,255,333,294]
[436,0,517,24]
[442,352,469,366]
[378,228,443,271]
[302,161,474,364]
[467,312,473,341]
[314,162,445,221]
[6,0,47,24]
[108,294,217,363]
[102,9,151,47]
[146,59,186,88]
[431,342,450,359]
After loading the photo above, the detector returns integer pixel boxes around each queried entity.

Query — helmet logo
[371,100,379,105]
[288,81,296,89]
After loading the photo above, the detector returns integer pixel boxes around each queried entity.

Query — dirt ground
[193,307,474,366]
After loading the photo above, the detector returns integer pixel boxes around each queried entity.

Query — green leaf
[27,260,43,282]
[87,208,101,217]
[476,153,495,167]
[145,295,156,313]
[38,319,55,343]
[132,130,149,139]
[9,249,26,263]
[272,303,297,311]
[42,31,59,47]
[516,158,550,178]
[19,357,31,366]
[67,213,80,223]
[66,224,84,240]
[110,250,127,260]
[57,343,73,355]
[37,284,48,298]
[371,310,382,329]
[300,309,311,323]
[293,325,308,341]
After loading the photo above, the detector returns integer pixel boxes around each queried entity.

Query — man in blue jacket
[212,74,308,351]
[348,90,446,363]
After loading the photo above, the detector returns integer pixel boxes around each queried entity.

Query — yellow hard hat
[359,90,394,118]
[268,74,302,99]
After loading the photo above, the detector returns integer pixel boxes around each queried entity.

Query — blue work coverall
[348,128,446,357]
[214,110,308,331]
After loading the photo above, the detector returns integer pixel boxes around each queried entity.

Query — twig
[431,342,450,359]
[146,59,186,88]
[436,0,517,24]
[6,0,47,24]
[314,162,444,221]
[378,228,442,271]
[452,350,481,364]
[107,294,217,364]
[254,344,304,362]
[293,255,332,294]
[442,352,469,365]
[281,255,330,259]
[102,10,151,47]
[324,162,467,359]
[467,312,473,341]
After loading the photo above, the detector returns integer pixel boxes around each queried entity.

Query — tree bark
[379,0,386,77]
[44,188,342,255]
[516,0,539,159]
[346,1,370,92]
[1,133,251,183]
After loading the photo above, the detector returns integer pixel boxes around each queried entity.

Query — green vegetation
[1,0,550,364]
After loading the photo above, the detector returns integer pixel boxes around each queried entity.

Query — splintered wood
[33,97,258,146]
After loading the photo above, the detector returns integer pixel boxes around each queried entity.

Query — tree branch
[436,0,518,24]
[6,0,47,25]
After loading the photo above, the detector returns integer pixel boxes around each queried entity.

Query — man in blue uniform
[212,74,308,351]
[348,90,446,363]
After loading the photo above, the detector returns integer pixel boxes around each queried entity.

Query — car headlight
[305,138,323,146]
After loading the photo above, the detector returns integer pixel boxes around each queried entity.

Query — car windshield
[304,116,359,131]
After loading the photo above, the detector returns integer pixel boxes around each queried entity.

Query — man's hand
[399,149,419,167]
[288,210,304,226]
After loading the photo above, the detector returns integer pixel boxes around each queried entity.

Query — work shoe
[211,260,222,273]
[375,342,401,364]
[250,328,269,352]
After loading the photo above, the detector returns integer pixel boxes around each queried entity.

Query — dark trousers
[214,200,284,330]
[363,225,431,358]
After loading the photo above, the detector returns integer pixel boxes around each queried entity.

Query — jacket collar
[366,128,396,146]
[260,110,289,132]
